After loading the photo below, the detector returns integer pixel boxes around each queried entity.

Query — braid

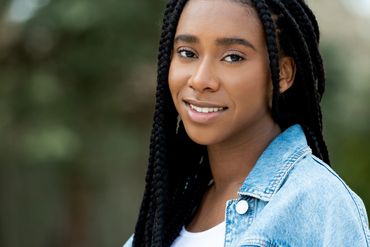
[295,0,320,41]
[133,0,186,246]
[284,0,325,98]
[269,0,318,123]
[134,0,213,244]
[292,0,325,98]
[251,0,281,122]
[265,0,329,163]
[165,122,211,245]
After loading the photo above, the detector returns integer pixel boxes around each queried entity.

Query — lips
[184,98,227,109]
[183,98,228,124]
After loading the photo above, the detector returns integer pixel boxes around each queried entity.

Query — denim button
[236,199,249,215]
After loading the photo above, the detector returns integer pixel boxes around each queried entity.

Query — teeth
[189,104,224,113]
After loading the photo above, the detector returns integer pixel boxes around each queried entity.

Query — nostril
[188,77,220,93]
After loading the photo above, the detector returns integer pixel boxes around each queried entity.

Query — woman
[124,0,370,246]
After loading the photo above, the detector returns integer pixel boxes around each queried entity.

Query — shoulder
[242,153,370,246]
[287,154,365,210]
[282,154,367,220]
[268,154,370,245]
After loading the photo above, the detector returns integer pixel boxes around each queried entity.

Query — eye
[223,53,245,63]
[177,49,197,59]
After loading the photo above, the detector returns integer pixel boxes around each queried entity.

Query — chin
[184,128,223,146]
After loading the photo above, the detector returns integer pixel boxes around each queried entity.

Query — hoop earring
[176,115,181,134]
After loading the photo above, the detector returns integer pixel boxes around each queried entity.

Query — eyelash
[177,49,197,59]
[176,48,245,63]
[223,53,245,63]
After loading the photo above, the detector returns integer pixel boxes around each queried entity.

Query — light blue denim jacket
[124,124,370,246]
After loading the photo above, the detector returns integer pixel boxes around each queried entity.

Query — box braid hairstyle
[132,0,330,246]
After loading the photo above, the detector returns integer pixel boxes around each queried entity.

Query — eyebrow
[216,37,256,51]
[174,34,256,51]
[174,34,199,44]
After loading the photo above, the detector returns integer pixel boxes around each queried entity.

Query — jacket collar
[238,124,311,201]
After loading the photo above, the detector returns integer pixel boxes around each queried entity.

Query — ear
[279,56,296,93]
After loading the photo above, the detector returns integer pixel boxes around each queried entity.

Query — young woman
[124,0,370,246]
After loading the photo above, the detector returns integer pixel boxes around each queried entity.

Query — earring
[199,156,204,165]
[176,115,181,134]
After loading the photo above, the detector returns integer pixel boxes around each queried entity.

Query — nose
[188,58,220,93]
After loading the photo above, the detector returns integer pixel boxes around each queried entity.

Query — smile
[189,104,225,113]
[183,100,228,124]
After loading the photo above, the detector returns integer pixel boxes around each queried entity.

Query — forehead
[176,0,263,39]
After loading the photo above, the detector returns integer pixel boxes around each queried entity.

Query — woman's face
[169,0,276,146]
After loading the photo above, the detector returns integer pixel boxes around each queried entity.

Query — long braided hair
[132,0,329,246]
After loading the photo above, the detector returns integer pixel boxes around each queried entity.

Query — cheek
[225,68,271,111]
[168,61,188,112]
[169,61,191,94]
[168,63,180,101]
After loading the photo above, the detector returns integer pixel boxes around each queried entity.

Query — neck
[207,122,281,194]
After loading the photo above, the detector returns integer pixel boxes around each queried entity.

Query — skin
[168,0,295,232]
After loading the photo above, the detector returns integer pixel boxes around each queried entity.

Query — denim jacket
[124,124,370,246]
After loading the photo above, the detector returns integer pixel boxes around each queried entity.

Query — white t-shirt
[171,221,226,247]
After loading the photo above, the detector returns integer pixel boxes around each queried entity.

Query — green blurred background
[0,0,369,246]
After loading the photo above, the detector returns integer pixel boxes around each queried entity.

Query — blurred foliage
[321,42,370,207]
[0,0,369,247]
[0,0,166,246]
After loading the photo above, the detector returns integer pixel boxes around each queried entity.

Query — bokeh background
[0,0,369,246]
